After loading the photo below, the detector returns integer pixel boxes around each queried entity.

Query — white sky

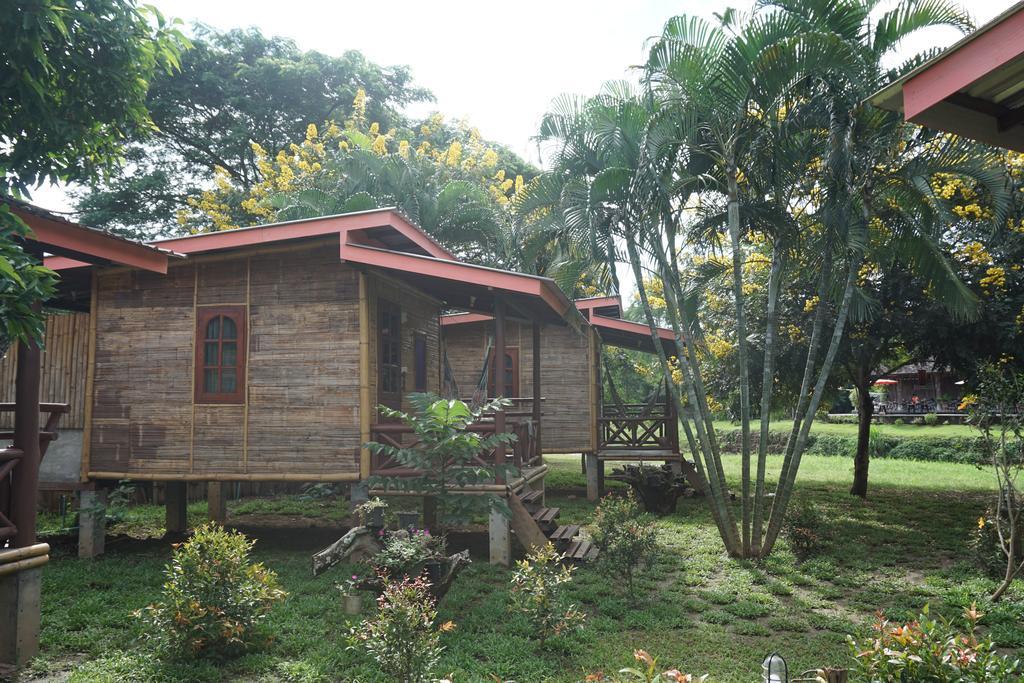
[30,0,1015,217]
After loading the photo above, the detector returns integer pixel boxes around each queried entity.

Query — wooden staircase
[510,487,598,563]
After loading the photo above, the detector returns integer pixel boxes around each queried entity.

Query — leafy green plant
[371,528,446,580]
[783,501,830,561]
[509,543,585,648]
[964,362,1024,600]
[971,508,1024,579]
[137,522,286,658]
[366,393,517,527]
[590,492,659,602]
[349,575,452,683]
[588,649,708,682]
[848,605,1023,681]
[924,412,939,426]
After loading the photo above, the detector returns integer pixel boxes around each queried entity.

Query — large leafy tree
[1,0,187,343]
[74,25,432,239]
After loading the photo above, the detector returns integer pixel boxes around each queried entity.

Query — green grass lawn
[712,418,979,439]
[27,453,1024,682]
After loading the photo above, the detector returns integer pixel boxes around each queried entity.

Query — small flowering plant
[848,604,1023,680]
[372,528,446,580]
[338,573,362,596]
[585,649,708,682]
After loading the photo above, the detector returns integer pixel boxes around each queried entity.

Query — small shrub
[783,501,830,561]
[924,412,939,426]
[591,492,659,602]
[913,416,925,426]
[509,543,585,648]
[893,418,905,426]
[349,575,450,683]
[971,509,1024,578]
[589,649,708,682]
[848,605,1023,681]
[371,528,445,580]
[138,522,286,658]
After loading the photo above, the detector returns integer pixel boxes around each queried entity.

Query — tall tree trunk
[850,374,873,498]
[726,163,753,556]
[753,245,783,553]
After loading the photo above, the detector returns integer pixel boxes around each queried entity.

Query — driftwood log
[357,550,471,601]
[311,526,384,577]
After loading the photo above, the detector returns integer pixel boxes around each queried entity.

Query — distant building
[873,362,966,414]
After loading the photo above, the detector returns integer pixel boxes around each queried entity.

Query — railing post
[493,297,506,484]
[12,315,42,548]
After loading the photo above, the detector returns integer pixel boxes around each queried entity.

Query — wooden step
[548,524,579,543]
[564,539,599,562]
[531,506,560,526]
[519,489,542,506]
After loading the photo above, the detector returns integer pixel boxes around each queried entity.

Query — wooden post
[531,321,542,461]
[494,298,506,483]
[207,482,227,524]
[77,488,106,559]
[422,496,438,533]
[585,452,600,502]
[12,320,42,548]
[165,481,187,534]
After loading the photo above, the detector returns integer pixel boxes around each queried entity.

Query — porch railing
[598,402,679,452]
[0,402,67,541]
[368,417,539,478]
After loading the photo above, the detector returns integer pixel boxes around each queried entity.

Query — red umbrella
[873,379,898,385]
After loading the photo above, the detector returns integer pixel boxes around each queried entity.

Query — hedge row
[714,428,987,464]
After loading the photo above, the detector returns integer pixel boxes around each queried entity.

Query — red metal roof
[870,2,1024,150]
[7,199,171,273]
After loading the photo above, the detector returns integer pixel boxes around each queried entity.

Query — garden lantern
[762,653,788,683]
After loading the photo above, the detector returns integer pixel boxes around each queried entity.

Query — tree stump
[606,464,689,514]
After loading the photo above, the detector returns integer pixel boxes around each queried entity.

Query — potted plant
[338,574,364,615]
[355,497,387,528]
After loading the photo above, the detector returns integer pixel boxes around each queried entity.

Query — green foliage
[138,522,286,659]
[0,206,57,344]
[509,543,585,648]
[366,393,517,526]
[371,529,446,580]
[848,605,1023,681]
[972,509,1024,579]
[74,24,430,238]
[783,501,830,561]
[590,492,659,602]
[1,0,188,193]
[348,575,448,683]
[924,412,940,426]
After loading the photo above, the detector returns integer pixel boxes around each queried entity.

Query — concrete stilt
[350,481,369,508]
[585,452,601,502]
[77,489,107,559]
[489,507,512,566]
[165,481,187,534]
[207,482,227,524]
[0,565,42,667]
[668,460,682,475]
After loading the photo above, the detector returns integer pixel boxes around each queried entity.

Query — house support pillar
[493,298,507,482]
[207,482,227,524]
[488,507,511,567]
[585,452,603,502]
[165,481,187,535]
[531,321,542,462]
[0,559,42,668]
[350,481,369,508]
[77,488,106,559]
[422,496,437,533]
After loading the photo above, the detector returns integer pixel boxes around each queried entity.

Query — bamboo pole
[80,274,98,482]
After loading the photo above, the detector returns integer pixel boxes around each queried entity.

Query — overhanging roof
[341,242,574,325]
[7,198,171,274]
[574,295,623,319]
[870,2,1024,150]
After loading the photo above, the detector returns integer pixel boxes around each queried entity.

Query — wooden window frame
[413,332,428,393]
[194,305,247,404]
[378,300,402,409]
[488,346,520,398]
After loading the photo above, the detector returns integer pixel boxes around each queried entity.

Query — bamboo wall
[441,320,596,453]
[87,241,441,481]
[0,312,90,429]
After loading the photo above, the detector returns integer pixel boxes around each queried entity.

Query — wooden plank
[508,492,549,554]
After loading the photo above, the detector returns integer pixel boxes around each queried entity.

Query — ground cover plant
[28,452,1024,681]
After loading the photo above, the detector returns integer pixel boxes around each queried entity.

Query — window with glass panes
[195,306,246,403]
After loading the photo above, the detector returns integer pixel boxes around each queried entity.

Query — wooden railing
[0,403,67,541]
[369,418,538,478]
[599,402,679,452]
